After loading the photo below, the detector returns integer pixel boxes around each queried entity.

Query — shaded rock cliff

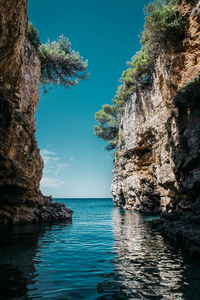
[0,0,72,224]
[112,0,200,255]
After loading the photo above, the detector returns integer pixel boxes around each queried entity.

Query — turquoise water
[0,198,200,299]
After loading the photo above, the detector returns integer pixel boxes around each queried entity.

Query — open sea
[0,198,200,299]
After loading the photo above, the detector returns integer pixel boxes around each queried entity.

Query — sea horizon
[53,197,113,199]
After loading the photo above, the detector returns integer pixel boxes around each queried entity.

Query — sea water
[0,198,200,299]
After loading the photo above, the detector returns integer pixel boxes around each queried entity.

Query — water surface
[0,198,200,299]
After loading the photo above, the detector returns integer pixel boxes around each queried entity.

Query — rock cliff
[112,0,200,255]
[0,0,72,224]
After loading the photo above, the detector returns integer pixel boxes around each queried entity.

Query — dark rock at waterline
[152,198,200,257]
[0,197,73,225]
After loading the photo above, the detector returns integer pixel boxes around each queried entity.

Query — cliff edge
[112,0,200,255]
[0,0,72,224]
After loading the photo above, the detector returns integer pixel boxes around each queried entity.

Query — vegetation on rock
[165,117,172,137]
[94,0,185,152]
[28,23,41,50]
[28,23,89,91]
[121,0,186,99]
[94,105,119,151]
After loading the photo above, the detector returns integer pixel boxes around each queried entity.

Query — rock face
[112,0,200,255]
[0,0,72,224]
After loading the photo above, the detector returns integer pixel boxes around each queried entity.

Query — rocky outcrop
[0,0,72,224]
[112,0,200,254]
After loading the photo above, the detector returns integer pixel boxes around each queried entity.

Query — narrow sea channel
[0,198,200,299]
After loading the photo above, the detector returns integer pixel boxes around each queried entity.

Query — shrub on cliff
[142,0,186,59]
[38,36,88,89]
[94,105,119,151]
[112,84,130,111]
[27,23,89,91]
[28,23,41,50]
[122,46,152,90]
[122,0,186,93]
[94,0,186,153]
[94,84,130,151]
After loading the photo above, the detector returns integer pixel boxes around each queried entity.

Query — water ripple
[0,199,200,299]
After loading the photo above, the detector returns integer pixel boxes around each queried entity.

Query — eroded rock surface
[112,0,200,255]
[0,0,72,224]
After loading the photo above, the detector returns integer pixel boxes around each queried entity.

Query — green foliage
[94,84,130,151]
[165,143,170,151]
[94,0,186,154]
[117,0,185,105]
[142,0,186,59]
[27,23,41,51]
[112,84,130,110]
[123,46,152,88]
[94,104,119,151]
[174,75,200,110]
[119,129,124,143]
[105,138,118,151]
[39,36,88,90]
[27,23,89,91]
[165,137,174,151]
[165,117,172,136]
[169,109,175,117]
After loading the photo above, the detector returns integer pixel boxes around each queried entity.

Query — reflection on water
[0,224,44,299]
[112,208,200,299]
[0,223,71,299]
[0,199,200,299]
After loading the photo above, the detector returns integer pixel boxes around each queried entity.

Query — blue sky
[28,0,149,198]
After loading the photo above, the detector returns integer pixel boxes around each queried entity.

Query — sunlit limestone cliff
[111,0,200,255]
[0,0,72,224]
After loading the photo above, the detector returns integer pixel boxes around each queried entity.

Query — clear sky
[28,0,149,198]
